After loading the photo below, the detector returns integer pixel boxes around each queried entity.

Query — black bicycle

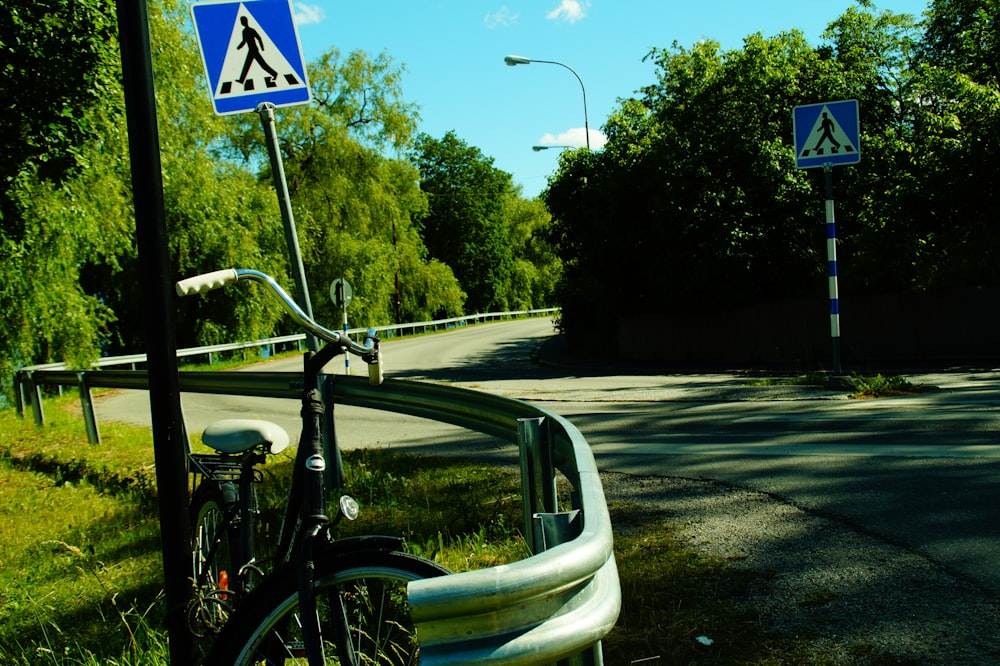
[177,268,450,665]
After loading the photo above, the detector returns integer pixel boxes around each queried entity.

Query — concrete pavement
[531,337,1000,593]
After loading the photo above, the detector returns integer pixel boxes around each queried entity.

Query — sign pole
[115,0,195,662]
[342,278,350,375]
[824,164,843,374]
[793,99,859,374]
[257,102,318,352]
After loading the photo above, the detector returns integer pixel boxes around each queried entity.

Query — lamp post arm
[525,58,591,150]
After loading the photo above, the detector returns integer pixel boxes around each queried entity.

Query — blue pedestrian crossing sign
[191,0,311,115]
[793,99,860,169]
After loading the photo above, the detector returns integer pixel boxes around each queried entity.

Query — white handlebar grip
[175,269,240,297]
[368,350,384,386]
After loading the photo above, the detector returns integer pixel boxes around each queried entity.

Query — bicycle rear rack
[189,454,245,483]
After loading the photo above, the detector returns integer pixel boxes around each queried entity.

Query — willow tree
[223,47,465,326]
[0,0,125,394]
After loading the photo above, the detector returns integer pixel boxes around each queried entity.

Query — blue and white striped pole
[342,307,350,375]
[824,164,843,374]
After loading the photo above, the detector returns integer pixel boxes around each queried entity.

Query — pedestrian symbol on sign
[215,5,303,97]
[235,16,278,87]
[799,107,856,159]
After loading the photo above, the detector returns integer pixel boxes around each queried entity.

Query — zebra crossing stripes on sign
[792,99,861,169]
[191,0,311,115]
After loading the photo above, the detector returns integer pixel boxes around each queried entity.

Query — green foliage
[544,1,1000,353]
[412,131,515,312]
[922,0,1000,86]
[0,0,126,395]
[219,47,466,327]
[223,46,420,161]
[0,0,120,206]
[504,195,562,309]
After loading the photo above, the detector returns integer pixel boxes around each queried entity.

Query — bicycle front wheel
[205,550,450,665]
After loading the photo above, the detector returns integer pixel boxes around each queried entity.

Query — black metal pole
[115,1,195,662]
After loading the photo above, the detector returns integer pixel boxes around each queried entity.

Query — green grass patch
[0,397,528,663]
[746,372,830,387]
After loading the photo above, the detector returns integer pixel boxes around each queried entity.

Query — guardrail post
[520,417,606,666]
[77,372,101,445]
[14,372,25,417]
[28,372,44,427]
[518,417,558,554]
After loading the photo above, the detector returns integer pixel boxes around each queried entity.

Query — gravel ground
[601,471,1000,665]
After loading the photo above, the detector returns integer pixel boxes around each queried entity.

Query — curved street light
[532,145,574,152]
[504,55,591,150]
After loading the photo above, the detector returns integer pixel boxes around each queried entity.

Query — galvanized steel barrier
[14,366,620,664]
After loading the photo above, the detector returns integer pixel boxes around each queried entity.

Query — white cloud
[546,0,590,23]
[538,127,607,150]
[485,6,519,28]
[293,3,325,26]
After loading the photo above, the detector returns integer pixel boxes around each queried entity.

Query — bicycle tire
[204,550,450,665]
[189,480,241,639]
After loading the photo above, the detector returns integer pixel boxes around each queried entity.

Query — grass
[746,371,923,399]
[3,392,866,665]
[0,395,529,663]
[745,372,830,387]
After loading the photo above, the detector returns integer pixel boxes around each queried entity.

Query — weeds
[746,371,922,399]
[850,373,917,398]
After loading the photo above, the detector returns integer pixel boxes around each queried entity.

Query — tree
[252,50,464,326]
[223,46,420,163]
[0,0,475,399]
[0,0,120,222]
[107,0,290,352]
[544,1,1000,357]
[411,132,514,312]
[0,0,125,395]
[545,32,839,348]
[921,0,1000,86]
[504,193,561,310]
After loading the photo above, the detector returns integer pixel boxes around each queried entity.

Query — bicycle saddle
[202,419,291,455]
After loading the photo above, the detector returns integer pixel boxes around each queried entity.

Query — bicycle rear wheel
[205,550,450,665]
[189,481,240,639]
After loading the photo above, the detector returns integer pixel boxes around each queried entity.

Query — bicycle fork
[295,350,363,666]
[296,516,361,666]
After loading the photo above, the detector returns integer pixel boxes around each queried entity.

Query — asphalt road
[96,318,1000,592]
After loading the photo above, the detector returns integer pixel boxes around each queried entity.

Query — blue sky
[284,0,929,198]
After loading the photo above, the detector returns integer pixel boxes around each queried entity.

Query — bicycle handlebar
[176,268,383,385]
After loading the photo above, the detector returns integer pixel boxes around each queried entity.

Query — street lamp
[504,54,591,150]
[532,145,573,152]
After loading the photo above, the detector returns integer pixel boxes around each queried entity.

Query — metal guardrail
[23,309,557,372]
[13,308,557,432]
[12,323,620,664]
